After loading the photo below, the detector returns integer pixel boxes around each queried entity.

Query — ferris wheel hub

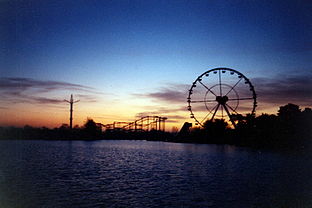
[216,96,228,105]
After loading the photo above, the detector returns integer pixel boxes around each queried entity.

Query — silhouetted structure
[64,94,80,129]
[177,122,192,137]
[187,67,257,128]
[103,116,167,132]
[0,103,311,151]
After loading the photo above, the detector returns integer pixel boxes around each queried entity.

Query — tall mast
[64,94,80,129]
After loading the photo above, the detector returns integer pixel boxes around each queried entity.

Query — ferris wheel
[187,67,257,128]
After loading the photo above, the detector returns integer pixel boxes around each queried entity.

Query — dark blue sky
[0,0,311,127]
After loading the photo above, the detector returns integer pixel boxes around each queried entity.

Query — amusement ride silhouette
[187,67,257,128]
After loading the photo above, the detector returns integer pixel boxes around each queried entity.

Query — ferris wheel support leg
[210,104,220,122]
[222,104,236,128]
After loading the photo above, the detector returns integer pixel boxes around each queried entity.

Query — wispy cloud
[135,106,186,117]
[0,77,101,106]
[0,77,94,92]
[75,94,98,103]
[253,72,312,107]
[165,115,188,124]
[135,73,312,115]
[133,84,189,104]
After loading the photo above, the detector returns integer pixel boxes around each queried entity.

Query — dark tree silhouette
[203,119,230,143]
[0,103,311,151]
[204,119,229,132]
[278,103,301,118]
[83,118,102,139]
[277,103,301,137]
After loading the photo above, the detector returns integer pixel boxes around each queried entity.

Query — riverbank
[1,126,310,153]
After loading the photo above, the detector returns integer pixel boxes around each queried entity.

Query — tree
[83,118,102,139]
[299,108,312,138]
[203,119,229,142]
[278,103,301,119]
[59,123,70,129]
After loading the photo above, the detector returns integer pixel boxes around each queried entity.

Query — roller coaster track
[103,116,167,132]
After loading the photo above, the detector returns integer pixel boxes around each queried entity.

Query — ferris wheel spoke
[191,99,216,103]
[191,100,206,103]
[200,103,219,124]
[199,81,217,97]
[221,105,224,119]
[225,103,239,114]
[228,97,254,101]
[210,103,220,121]
[219,70,222,96]
[225,78,242,96]
[222,104,236,128]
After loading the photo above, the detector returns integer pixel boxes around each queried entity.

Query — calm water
[0,140,311,208]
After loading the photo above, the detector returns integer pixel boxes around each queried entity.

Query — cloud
[135,72,312,115]
[133,84,190,104]
[165,115,188,124]
[253,73,312,107]
[135,106,186,117]
[145,90,185,103]
[0,77,100,105]
[134,105,188,118]
[28,96,64,104]
[75,94,98,103]
[0,77,93,91]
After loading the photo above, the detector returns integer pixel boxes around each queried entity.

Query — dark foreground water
[0,140,311,208]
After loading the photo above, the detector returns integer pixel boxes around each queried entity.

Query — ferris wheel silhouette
[187,67,257,128]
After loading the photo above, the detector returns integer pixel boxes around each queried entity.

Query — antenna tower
[64,94,80,129]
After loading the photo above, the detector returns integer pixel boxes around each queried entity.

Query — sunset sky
[1,0,311,130]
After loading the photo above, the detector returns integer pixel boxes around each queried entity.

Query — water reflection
[0,140,311,208]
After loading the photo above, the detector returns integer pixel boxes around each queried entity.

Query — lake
[0,140,311,208]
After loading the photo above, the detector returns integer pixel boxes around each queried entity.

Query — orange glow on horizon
[0,100,307,132]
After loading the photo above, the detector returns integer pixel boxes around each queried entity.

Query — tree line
[0,103,311,150]
[177,103,312,150]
